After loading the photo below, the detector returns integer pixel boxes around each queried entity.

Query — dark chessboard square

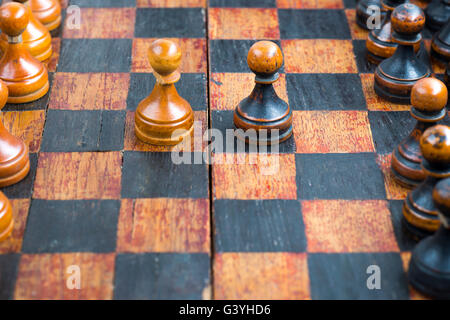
[127,73,207,111]
[368,111,414,154]
[296,153,386,200]
[343,0,357,8]
[121,152,208,198]
[1,153,38,199]
[22,200,120,253]
[114,253,210,299]
[59,39,132,73]
[286,74,366,110]
[0,254,20,300]
[389,200,417,251]
[135,8,205,38]
[308,253,410,299]
[210,40,284,73]
[352,40,377,74]
[70,0,136,7]
[209,0,276,7]
[211,110,296,153]
[41,110,125,152]
[214,200,306,252]
[279,10,351,39]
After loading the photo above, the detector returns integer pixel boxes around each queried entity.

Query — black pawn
[356,0,384,30]
[425,0,450,32]
[431,19,450,67]
[408,177,450,299]
[374,3,430,104]
[403,125,450,239]
[234,41,292,145]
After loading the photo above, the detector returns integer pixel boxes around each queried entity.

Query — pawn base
[402,193,440,239]
[6,80,49,104]
[42,15,61,32]
[0,218,13,242]
[0,144,30,188]
[366,34,397,65]
[391,147,425,188]
[431,36,450,68]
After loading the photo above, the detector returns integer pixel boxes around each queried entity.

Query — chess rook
[374,3,430,104]
[403,125,450,239]
[391,78,448,187]
[0,1,49,103]
[234,41,293,145]
[431,19,450,67]
[408,177,450,299]
[134,39,194,146]
[0,191,13,242]
[30,0,61,32]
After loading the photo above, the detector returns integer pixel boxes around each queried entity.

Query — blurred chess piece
[0,1,49,103]
[425,0,450,32]
[431,19,450,68]
[374,3,430,103]
[391,78,447,187]
[30,0,61,32]
[403,125,450,239]
[234,41,292,145]
[408,177,450,299]
[134,39,194,145]
[0,191,14,242]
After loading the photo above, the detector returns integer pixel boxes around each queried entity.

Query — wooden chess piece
[134,39,194,146]
[445,62,450,88]
[233,41,292,145]
[356,0,384,30]
[0,1,49,104]
[431,19,450,67]
[0,79,30,187]
[391,78,448,187]
[374,3,430,104]
[0,0,52,62]
[30,0,61,32]
[403,125,450,239]
[425,0,450,32]
[0,191,13,242]
[408,177,450,299]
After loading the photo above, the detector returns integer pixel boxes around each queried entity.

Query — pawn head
[411,78,448,113]
[433,178,450,219]
[0,2,29,37]
[391,3,425,36]
[148,39,181,83]
[247,41,283,82]
[420,125,450,169]
[0,80,8,110]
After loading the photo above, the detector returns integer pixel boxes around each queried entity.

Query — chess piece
[0,2,49,104]
[408,177,450,299]
[134,39,194,145]
[374,3,430,104]
[0,0,52,62]
[30,0,61,32]
[0,191,13,242]
[425,0,450,32]
[356,0,383,30]
[234,41,292,145]
[391,78,448,187]
[445,62,450,88]
[403,125,450,239]
[0,79,30,187]
[431,19,450,67]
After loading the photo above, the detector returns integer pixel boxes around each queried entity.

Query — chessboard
[0,0,448,300]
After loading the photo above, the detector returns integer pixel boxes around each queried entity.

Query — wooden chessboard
[0,0,449,300]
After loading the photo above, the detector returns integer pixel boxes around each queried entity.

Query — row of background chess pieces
[0,1,61,242]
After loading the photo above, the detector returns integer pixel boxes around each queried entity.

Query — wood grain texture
[15,253,115,300]
[213,154,297,200]
[345,9,369,40]
[117,198,210,253]
[282,39,357,73]
[360,74,410,111]
[49,73,130,110]
[210,73,287,111]
[132,38,206,73]
[302,200,400,252]
[376,154,409,200]
[1,111,45,153]
[209,8,280,40]
[214,253,310,300]
[34,152,122,200]
[292,110,375,153]
[276,0,343,8]
[0,199,29,254]
[137,0,206,7]
[47,37,60,72]
[124,110,207,152]
[63,8,136,38]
